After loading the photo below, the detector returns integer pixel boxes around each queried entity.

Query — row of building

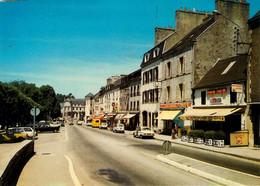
[61,0,259,147]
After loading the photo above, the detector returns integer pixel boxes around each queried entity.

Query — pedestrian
[172,129,175,139]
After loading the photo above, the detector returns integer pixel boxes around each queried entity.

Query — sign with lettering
[210,97,222,104]
[231,84,243,93]
[230,131,248,146]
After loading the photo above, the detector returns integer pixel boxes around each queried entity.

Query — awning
[115,114,126,120]
[156,110,182,120]
[179,108,241,121]
[123,114,136,119]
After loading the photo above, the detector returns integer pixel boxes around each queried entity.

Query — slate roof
[165,15,217,55]
[248,10,260,30]
[70,99,86,105]
[193,55,248,89]
[86,93,93,97]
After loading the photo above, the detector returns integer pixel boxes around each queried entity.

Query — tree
[0,81,42,129]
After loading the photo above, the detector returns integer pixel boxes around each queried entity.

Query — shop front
[157,110,183,135]
[179,107,244,144]
[122,113,139,130]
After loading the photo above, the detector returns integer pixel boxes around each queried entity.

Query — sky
[0,0,259,98]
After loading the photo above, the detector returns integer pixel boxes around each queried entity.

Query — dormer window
[153,48,160,58]
[144,53,150,63]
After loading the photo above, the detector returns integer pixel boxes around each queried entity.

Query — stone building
[62,98,86,121]
[84,93,93,122]
[140,0,251,135]
[180,55,249,145]
[247,11,260,147]
[120,69,141,130]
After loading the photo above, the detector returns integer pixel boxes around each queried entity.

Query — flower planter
[194,137,204,144]
[204,138,213,146]
[213,139,225,148]
[187,136,194,143]
[181,135,187,141]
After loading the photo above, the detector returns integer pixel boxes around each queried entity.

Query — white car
[99,122,108,129]
[113,124,124,133]
[19,127,36,139]
[133,127,154,139]
[78,121,83,125]
[86,121,92,126]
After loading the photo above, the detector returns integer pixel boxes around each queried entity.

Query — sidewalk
[154,133,260,162]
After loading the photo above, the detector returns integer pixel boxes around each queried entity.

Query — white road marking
[64,155,81,186]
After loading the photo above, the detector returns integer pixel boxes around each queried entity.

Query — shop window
[201,91,206,105]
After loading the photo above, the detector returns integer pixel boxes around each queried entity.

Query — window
[137,101,139,111]
[178,56,186,75]
[149,69,153,82]
[137,85,140,96]
[153,47,160,58]
[230,88,237,103]
[167,86,171,101]
[144,53,150,62]
[177,83,185,101]
[130,101,133,111]
[165,62,172,78]
[154,67,158,81]
[201,91,206,105]
[134,101,136,111]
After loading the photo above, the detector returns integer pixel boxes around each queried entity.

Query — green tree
[0,81,42,129]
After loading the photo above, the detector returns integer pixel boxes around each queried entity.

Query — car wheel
[17,137,23,142]
[140,135,143,139]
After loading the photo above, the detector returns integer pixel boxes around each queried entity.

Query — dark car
[35,123,60,133]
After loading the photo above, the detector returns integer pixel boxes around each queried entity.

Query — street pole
[33,106,36,142]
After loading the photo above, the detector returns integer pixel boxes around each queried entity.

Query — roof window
[221,61,236,75]
[144,53,150,63]
[153,47,160,58]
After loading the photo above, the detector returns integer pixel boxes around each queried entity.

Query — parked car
[133,127,154,139]
[35,123,60,133]
[59,121,65,127]
[78,121,83,125]
[0,128,28,142]
[18,127,36,139]
[99,122,108,129]
[86,120,92,126]
[113,124,124,133]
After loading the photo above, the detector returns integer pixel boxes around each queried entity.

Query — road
[18,124,218,185]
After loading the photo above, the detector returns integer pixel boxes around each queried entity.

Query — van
[91,119,101,128]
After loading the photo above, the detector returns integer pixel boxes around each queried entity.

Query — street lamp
[213,10,240,55]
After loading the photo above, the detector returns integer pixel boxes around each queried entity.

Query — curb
[156,154,244,186]
[154,137,260,162]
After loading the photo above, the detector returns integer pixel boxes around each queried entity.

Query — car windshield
[23,128,32,132]
[141,127,150,131]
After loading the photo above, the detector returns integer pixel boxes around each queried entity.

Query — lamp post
[213,10,240,55]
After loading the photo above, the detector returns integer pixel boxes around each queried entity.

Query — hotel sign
[160,103,191,109]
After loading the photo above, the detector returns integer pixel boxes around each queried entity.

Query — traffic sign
[30,107,40,116]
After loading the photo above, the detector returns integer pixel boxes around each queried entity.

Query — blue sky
[0,0,259,98]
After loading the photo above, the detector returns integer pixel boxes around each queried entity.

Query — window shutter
[177,58,180,75]
[183,83,186,100]
[183,56,186,73]
[176,85,179,102]
[165,64,168,78]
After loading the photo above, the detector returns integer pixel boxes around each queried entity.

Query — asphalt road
[18,124,259,185]
[65,125,218,185]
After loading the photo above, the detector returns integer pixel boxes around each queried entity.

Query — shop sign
[207,88,227,95]
[230,131,248,146]
[231,84,243,93]
[179,116,225,121]
[160,103,191,109]
[210,97,222,104]
[114,105,118,111]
